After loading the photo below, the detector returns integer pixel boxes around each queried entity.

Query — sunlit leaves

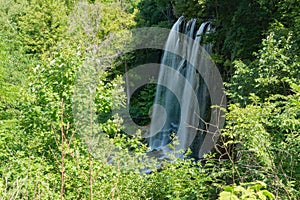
[17,0,69,54]
[228,28,300,105]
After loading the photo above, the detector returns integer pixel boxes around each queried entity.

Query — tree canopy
[0,0,299,199]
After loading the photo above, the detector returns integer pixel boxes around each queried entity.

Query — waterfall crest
[148,17,213,159]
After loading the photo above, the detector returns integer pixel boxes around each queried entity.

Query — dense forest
[0,0,299,199]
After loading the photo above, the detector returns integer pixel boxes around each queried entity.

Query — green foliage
[0,1,141,198]
[70,0,136,43]
[0,49,23,120]
[145,158,215,199]
[219,85,300,199]
[129,83,156,125]
[228,28,300,105]
[0,0,300,199]
[95,75,126,115]
[98,1,137,37]
[16,0,69,54]
[0,0,36,121]
[18,48,78,158]
[223,103,273,169]
[136,0,208,27]
[215,0,272,60]
[0,156,60,199]
[136,0,175,27]
[219,181,275,200]
[173,0,205,19]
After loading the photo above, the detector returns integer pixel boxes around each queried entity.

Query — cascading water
[148,17,213,159]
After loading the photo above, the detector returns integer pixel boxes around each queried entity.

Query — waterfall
[148,17,213,159]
